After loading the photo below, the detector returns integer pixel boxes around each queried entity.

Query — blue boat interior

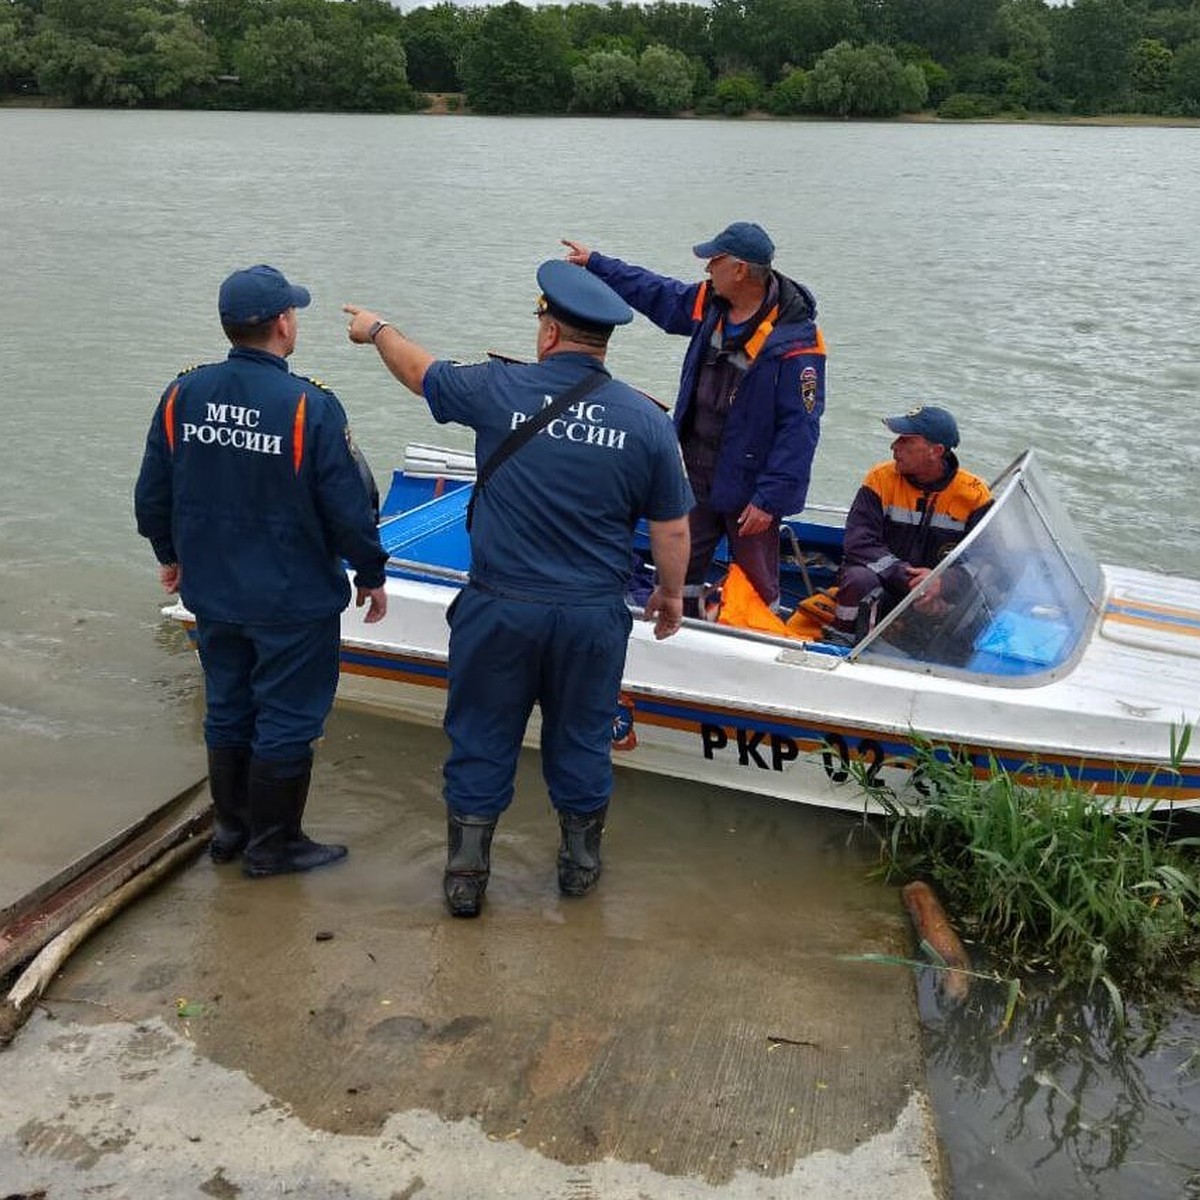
[380,473,472,574]
[374,450,1103,685]
[378,469,841,603]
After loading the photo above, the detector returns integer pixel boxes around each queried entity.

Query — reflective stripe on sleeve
[292,393,306,474]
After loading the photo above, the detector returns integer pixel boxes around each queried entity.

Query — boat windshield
[852,451,1106,683]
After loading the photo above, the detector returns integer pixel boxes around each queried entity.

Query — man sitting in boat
[828,405,992,645]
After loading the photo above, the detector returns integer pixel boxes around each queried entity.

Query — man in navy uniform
[343,261,692,917]
[135,265,388,877]
[563,224,826,616]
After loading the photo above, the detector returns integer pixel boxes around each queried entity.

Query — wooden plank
[0,778,211,979]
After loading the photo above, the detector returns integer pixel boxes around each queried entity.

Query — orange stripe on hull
[1106,611,1200,639]
[1110,596,1200,620]
[341,662,449,689]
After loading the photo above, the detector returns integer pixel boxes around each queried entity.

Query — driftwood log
[901,880,971,1003]
[1,835,206,1045]
[1,779,210,979]
[1,789,210,1047]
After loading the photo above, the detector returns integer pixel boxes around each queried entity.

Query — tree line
[2,0,1200,118]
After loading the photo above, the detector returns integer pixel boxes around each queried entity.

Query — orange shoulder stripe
[782,327,827,359]
[691,281,709,323]
[164,384,179,453]
[293,393,306,474]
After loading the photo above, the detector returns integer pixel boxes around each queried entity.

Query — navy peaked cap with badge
[882,405,960,449]
[692,221,775,266]
[219,264,311,326]
[537,259,633,330]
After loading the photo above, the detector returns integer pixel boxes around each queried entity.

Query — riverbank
[7,93,1200,128]
[0,711,945,1199]
[416,94,1200,126]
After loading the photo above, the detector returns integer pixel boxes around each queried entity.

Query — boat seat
[379,485,472,571]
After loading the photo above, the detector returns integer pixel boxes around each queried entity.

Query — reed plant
[867,737,1200,1010]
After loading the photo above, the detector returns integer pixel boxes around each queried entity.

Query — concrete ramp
[0,717,944,1198]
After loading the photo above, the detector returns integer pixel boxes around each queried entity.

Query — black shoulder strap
[466,371,608,531]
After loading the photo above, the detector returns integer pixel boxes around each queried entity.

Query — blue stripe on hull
[179,631,1200,800]
[335,645,1200,797]
[1106,603,1200,633]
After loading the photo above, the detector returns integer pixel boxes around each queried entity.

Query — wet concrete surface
[0,711,943,1198]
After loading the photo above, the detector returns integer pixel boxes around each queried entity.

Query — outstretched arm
[344,304,435,397]
[562,238,592,266]
[562,241,702,337]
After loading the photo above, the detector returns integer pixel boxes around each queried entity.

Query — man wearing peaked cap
[881,404,959,449]
[827,404,992,646]
[218,264,312,327]
[343,259,692,919]
[691,221,775,266]
[536,258,634,329]
[135,264,388,879]
[562,224,825,618]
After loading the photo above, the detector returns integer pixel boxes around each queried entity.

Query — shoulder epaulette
[175,362,207,378]
[296,373,336,395]
[485,350,529,366]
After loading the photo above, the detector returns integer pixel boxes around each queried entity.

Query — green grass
[865,738,1200,1012]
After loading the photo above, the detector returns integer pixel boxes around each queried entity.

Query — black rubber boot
[444,811,497,918]
[207,745,251,863]
[557,805,608,897]
[242,756,348,878]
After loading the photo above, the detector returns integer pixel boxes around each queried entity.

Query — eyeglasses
[706,254,730,268]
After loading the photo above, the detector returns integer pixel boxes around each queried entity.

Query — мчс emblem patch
[800,366,818,413]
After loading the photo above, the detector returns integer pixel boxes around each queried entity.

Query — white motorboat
[167,446,1200,813]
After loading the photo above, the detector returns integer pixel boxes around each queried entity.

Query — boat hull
[163,450,1200,814]
[166,577,1200,814]
[312,571,1200,813]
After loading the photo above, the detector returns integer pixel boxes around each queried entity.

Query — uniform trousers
[443,583,632,819]
[685,499,781,608]
[196,615,341,764]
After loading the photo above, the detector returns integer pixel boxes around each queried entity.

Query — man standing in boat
[135,265,389,878]
[343,261,692,918]
[562,224,825,616]
[829,405,992,644]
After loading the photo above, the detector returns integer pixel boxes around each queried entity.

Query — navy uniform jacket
[585,253,825,518]
[135,346,387,624]
[423,352,693,602]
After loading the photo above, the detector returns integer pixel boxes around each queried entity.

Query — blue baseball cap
[883,405,960,449]
[218,264,311,326]
[536,259,633,330]
[692,221,775,266]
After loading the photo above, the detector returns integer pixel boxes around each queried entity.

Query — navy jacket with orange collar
[585,253,826,517]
